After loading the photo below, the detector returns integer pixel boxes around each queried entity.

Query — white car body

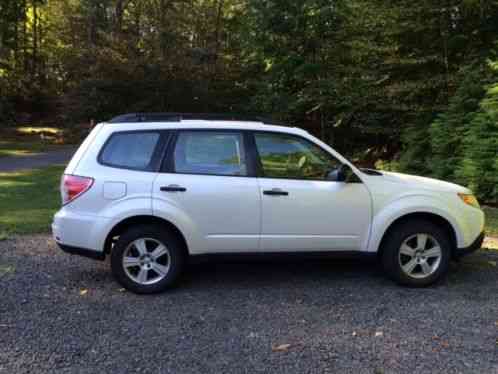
[52,119,485,263]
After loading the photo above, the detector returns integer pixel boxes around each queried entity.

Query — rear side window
[173,131,247,176]
[99,131,160,170]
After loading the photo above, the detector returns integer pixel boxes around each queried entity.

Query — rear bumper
[57,242,105,261]
[52,208,110,252]
[454,231,485,259]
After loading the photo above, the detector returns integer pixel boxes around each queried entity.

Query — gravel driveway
[1,235,497,374]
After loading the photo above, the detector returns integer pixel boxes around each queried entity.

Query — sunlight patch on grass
[483,237,498,251]
[16,126,61,135]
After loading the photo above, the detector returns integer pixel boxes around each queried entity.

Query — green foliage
[456,69,498,202]
[1,0,498,197]
[429,65,487,181]
[409,54,498,203]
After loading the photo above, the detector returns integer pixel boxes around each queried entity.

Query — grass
[483,206,498,237]
[0,166,64,236]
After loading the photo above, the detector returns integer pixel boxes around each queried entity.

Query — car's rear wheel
[381,220,451,287]
[110,224,185,294]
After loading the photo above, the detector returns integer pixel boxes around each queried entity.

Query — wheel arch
[376,212,458,259]
[104,215,189,256]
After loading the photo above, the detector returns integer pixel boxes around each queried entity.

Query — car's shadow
[181,254,386,288]
[56,251,497,293]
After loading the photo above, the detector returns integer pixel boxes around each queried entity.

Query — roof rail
[107,112,286,126]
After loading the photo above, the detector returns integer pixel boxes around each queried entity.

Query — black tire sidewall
[382,220,451,287]
[110,224,185,294]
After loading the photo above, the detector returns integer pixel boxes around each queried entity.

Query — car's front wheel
[381,220,451,287]
[110,224,185,294]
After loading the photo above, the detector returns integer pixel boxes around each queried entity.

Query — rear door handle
[160,185,187,192]
[263,188,289,196]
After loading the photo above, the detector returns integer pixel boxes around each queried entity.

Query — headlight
[457,193,480,209]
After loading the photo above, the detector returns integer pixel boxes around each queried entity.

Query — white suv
[52,113,485,293]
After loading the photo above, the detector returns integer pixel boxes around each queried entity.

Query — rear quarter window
[99,131,161,170]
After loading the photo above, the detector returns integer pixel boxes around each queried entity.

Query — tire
[381,220,451,287]
[110,224,185,294]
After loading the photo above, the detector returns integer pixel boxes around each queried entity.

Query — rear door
[253,131,372,252]
[152,130,261,253]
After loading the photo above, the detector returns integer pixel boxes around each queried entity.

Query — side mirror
[327,165,347,182]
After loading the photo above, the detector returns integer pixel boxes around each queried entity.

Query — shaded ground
[1,235,497,374]
[0,147,75,172]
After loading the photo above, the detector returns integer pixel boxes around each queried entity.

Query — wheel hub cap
[122,238,171,285]
[398,233,442,279]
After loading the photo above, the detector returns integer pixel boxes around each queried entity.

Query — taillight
[61,174,94,205]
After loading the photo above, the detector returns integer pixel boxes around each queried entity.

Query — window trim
[250,130,346,182]
[97,130,170,172]
[161,129,258,178]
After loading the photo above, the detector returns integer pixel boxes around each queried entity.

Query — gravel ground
[1,235,497,374]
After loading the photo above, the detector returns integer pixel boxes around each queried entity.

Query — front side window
[100,131,160,170]
[173,131,247,176]
[254,132,341,180]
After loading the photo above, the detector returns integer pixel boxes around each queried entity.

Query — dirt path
[0,147,76,172]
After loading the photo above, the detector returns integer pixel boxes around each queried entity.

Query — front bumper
[454,231,485,259]
[56,242,105,261]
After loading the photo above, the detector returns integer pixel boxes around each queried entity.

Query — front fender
[366,194,464,253]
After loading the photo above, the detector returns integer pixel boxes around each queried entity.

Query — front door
[253,131,371,252]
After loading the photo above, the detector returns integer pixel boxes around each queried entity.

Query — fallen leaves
[0,265,14,277]
[79,289,88,296]
[351,330,384,338]
[272,343,291,352]
[432,335,450,351]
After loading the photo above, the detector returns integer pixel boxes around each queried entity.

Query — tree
[456,57,498,202]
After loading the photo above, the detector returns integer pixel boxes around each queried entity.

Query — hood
[379,171,470,194]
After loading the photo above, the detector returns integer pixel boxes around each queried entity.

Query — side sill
[57,243,106,261]
[188,251,377,264]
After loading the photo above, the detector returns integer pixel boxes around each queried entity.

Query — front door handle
[160,185,187,192]
[263,188,289,196]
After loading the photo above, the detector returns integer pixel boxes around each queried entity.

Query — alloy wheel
[122,238,171,285]
[398,233,442,279]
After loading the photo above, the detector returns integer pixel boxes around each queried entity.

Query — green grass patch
[0,166,64,235]
[483,206,498,237]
